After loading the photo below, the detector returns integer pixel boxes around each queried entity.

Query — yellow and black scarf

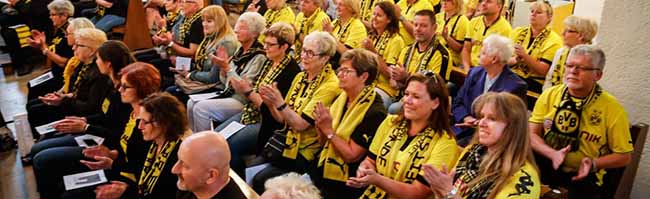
[70,62,93,94]
[318,85,376,182]
[178,12,202,45]
[193,33,217,71]
[296,8,324,53]
[511,26,551,92]
[403,38,441,73]
[138,139,180,196]
[282,65,333,159]
[550,48,570,87]
[62,57,81,93]
[370,31,393,58]
[359,0,376,22]
[332,18,354,43]
[453,144,494,198]
[119,113,138,182]
[240,55,292,125]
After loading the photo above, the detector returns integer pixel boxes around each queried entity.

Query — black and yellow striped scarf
[138,139,180,196]
[240,55,292,125]
[453,144,494,198]
[178,12,202,45]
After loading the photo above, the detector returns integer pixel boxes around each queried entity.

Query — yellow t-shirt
[372,32,405,97]
[294,8,331,53]
[435,12,470,67]
[259,6,296,43]
[283,69,341,161]
[529,85,634,184]
[466,16,512,67]
[332,18,368,49]
[509,26,563,96]
[396,0,433,45]
[360,0,395,23]
[362,115,459,199]
[398,41,453,80]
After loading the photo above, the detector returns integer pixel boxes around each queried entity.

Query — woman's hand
[313,102,333,133]
[361,38,377,53]
[27,30,45,49]
[346,158,376,188]
[209,46,231,70]
[322,19,333,33]
[422,164,455,197]
[39,92,68,106]
[81,145,118,170]
[258,83,285,108]
[389,64,408,82]
[53,116,87,134]
[230,77,253,95]
[95,181,127,199]
[347,165,379,188]
[170,67,190,78]
[246,0,260,12]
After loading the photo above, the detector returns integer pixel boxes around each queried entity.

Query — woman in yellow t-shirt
[348,72,459,199]
[508,1,562,109]
[423,92,540,199]
[436,0,469,67]
[361,1,404,108]
[294,0,332,55]
[324,0,368,56]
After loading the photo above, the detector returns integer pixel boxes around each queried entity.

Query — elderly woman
[166,5,240,103]
[508,1,562,109]
[27,16,95,100]
[27,28,110,140]
[324,0,367,60]
[215,22,301,178]
[261,172,322,199]
[361,1,405,108]
[347,72,458,198]
[544,15,599,89]
[82,0,127,32]
[309,49,387,198]
[424,92,541,199]
[28,0,74,68]
[32,62,158,199]
[252,30,341,192]
[452,35,526,146]
[436,0,469,67]
[188,11,267,132]
[294,0,331,55]
[95,92,188,199]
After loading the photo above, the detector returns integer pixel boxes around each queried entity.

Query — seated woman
[361,1,404,108]
[508,1,562,109]
[248,0,294,41]
[27,28,111,140]
[82,0,127,32]
[31,61,158,199]
[309,49,387,198]
[188,11,267,132]
[94,92,188,199]
[424,92,541,199]
[452,35,526,146]
[166,5,240,103]
[436,0,469,67]
[323,0,367,68]
[347,72,459,198]
[261,172,322,199]
[293,0,331,55]
[26,0,75,99]
[214,22,301,178]
[251,31,341,192]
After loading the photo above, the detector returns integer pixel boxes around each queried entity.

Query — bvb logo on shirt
[554,108,579,133]
[590,110,602,126]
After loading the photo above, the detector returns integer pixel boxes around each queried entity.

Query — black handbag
[262,128,288,162]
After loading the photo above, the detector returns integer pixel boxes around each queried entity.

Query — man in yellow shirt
[396,0,433,45]
[529,45,633,198]
[461,0,512,71]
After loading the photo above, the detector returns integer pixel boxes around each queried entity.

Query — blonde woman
[436,0,469,67]
[294,0,331,54]
[324,0,368,56]
[424,92,540,199]
[166,5,240,103]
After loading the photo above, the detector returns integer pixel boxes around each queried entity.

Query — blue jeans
[33,145,87,199]
[92,14,125,32]
[29,134,78,158]
[216,112,261,178]
[212,0,246,6]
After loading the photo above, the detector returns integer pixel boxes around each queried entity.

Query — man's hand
[551,145,571,170]
[95,181,127,199]
[572,157,593,181]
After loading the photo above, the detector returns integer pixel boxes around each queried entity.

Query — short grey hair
[482,34,514,65]
[47,0,74,16]
[68,17,95,32]
[263,173,321,199]
[564,15,599,44]
[75,28,107,49]
[237,12,266,37]
[568,44,606,70]
[303,31,337,57]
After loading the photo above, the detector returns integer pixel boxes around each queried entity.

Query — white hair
[263,173,321,199]
[237,12,267,36]
[303,31,337,57]
[569,44,606,70]
[47,0,74,16]
[482,34,514,65]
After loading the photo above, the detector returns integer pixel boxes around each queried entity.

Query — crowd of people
[2,0,634,198]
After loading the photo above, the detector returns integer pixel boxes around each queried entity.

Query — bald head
[182,131,231,170]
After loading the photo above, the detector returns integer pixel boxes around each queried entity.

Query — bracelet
[42,48,48,55]
[243,89,254,98]
[84,124,90,132]
[445,187,458,199]
[400,15,406,22]
[327,133,335,140]
[167,41,174,48]
[276,103,287,111]
[591,158,598,172]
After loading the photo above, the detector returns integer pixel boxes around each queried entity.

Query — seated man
[529,45,633,198]
[173,131,247,199]
[452,34,526,146]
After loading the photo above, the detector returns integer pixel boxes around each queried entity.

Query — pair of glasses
[301,49,324,58]
[74,43,91,49]
[565,64,601,73]
[138,118,156,125]
[419,70,440,85]
[336,67,357,76]
[118,83,134,90]
[264,42,280,47]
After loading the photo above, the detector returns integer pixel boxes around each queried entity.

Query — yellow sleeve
[342,19,368,48]
[293,13,304,31]
[529,85,561,123]
[311,11,330,33]
[419,132,459,172]
[384,35,405,65]
[493,163,541,198]
[369,115,397,155]
[300,73,341,119]
[277,7,296,25]
[397,45,409,66]
[606,102,634,154]
[453,15,470,41]
[539,32,563,62]
[427,49,452,80]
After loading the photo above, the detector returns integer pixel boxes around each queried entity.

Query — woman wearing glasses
[347,72,459,198]
[95,92,188,199]
[323,0,367,67]
[251,31,341,192]
[508,1,562,109]
[309,49,387,198]
[423,92,540,199]
[215,22,301,178]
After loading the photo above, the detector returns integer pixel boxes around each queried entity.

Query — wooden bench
[602,123,648,199]
[230,168,260,199]
[111,0,153,51]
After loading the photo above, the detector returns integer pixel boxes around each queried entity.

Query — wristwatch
[327,133,335,140]
[276,103,288,111]
[445,187,458,199]
[167,41,175,48]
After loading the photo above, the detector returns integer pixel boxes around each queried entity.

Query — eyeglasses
[336,67,357,76]
[139,118,156,125]
[301,49,324,58]
[565,63,601,73]
[74,43,92,49]
[182,0,198,3]
[118,83,134,90]
[419,70,440,84]
[564,29,578,34]
[264,41,280,48]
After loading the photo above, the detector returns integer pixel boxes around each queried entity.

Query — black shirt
[105,0,127,17]
[180,12,204,48]
[175,178,247,199]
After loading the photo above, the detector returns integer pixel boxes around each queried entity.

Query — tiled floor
[1,66,46,199]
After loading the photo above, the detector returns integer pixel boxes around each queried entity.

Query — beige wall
[597,0,650,198]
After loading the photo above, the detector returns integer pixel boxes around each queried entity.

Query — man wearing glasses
[529,44,632,198]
